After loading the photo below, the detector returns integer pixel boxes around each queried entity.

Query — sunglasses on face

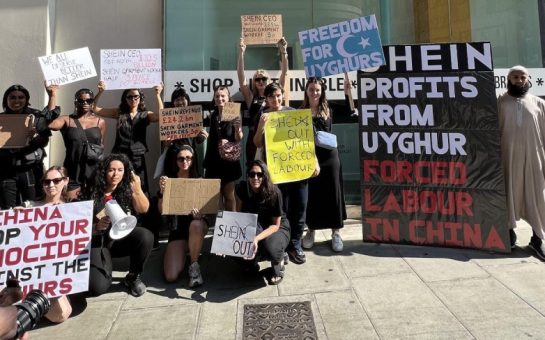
[177,156,192,162]
[42,177,65,186]
[254,77,268,83]
[248,171,264,179]
[76,99,94,105]
[126,95,140,100]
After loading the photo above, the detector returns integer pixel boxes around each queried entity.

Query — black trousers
[0,168,37,209]
[88,226,153,296]
[278,180,308,248]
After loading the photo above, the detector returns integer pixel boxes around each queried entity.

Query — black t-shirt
[235,180,289,230]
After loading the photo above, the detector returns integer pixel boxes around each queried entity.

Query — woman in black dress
[93,81,160,193]
[301,77,347,252]
[49,88,106,200]
[203,85,243,211]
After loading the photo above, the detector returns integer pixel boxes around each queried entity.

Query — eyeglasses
[177,156,192,162]
[42,177,65,186]
[248,171,263,179]
[76,99,94,105]
[254,77,268,83]
[126,95,140,100]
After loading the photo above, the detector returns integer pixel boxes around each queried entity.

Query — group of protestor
[0,38,351,328]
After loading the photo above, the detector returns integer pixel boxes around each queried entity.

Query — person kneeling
[235,160,290,284]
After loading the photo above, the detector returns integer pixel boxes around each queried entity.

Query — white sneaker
[188,262,203,288]
[302,230,315,249]
[331,231,343,252]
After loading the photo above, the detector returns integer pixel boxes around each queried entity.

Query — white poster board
[210,211,257,258]
[100,49,162,89]
[0,201,93,298]
[38,47,97,86]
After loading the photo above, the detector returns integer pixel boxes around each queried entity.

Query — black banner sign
[359,42,510,252]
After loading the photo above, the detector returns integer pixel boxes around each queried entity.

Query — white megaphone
[105,200,137,240]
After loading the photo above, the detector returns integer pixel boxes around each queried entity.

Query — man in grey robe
[498,65,545,260]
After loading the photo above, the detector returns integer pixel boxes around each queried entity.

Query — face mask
[507,80,530,97]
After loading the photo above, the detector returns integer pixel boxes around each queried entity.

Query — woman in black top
[235,160,290,285]
[93,81,160,193]
[49,88,106,200]
[0,83,60,208]
[203,85,243,211]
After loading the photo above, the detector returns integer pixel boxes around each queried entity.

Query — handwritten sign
[0,115,31,148]
[38,47,97,86]
[159,105,203,141]
[265,109,315,184]
[210,210,257,258]
[221,102,241,122]
[162,178,221,215]
[100,49,162,90]
[241,14,283,45]
[0,201,93,298]
[299,15,385,78]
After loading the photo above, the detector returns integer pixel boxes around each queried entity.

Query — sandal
[268,262,285,285]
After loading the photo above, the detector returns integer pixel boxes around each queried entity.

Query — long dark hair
[164,144,199,178]
[2,84,30,112]
[170,88,191,106]
[119,88,146,113]
[91,153,134,212]
[301,77,329,119]
[247,160,277,205]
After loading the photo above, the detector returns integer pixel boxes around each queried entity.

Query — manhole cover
[242,301,317,340]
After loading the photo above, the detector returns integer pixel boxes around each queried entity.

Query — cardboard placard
[0,201,93,298]
[100,49,162,90]
[38,47,97,86]
[0,115,31,148]
[241,14,283,45]
[298,15,385,78]
[210,210,257,258]
[221,102,241,122]
[162,178,221,215]
[265,109,316,184]
[159,105,203,141]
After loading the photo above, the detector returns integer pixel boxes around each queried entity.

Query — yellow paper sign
[264,109,315,184]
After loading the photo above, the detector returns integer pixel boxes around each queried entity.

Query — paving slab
[339,242,413,278]
[108,304,199,340]
[430,277,545,338]
[195,301,238,340]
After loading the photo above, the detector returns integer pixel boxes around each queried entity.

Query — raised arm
[278,37,289,89]
[253,113,268,147]
[48,115,68,131]
[130,171,150,213]
[237,38,253,108]
[98,118,107,145]
[93,81,120,119]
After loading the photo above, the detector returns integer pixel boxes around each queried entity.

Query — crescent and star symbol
[336,34,372,58]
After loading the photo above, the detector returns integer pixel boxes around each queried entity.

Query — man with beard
[498,65,545,258]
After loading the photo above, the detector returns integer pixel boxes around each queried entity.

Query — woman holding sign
[235,160,290,285]
[48,88,106,200]
[93,81,161,193]
[87,154,153,297]
[0,83,60,209]
[158,144,208,287]
[254,83,311,265]
[14,166,73,323]
[300,77,347,252]
[237,37,289,165]
[203,85,243,211]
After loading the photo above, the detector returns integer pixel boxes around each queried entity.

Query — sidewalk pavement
[30,217,545,340]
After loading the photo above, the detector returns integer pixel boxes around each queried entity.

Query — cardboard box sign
[241,14,283,45]
[210,210,258,258]
[159,105,203,140]
[221,102,241,122]
[0,115,31,148]
[161,178,221,215]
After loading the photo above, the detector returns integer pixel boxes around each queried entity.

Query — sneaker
[124,273,146,297]
[287,247,306,264]
[509,229,517,249]
[529,236,545,261]
[188,262,203,288]
[302,230,315,249]
[331,231,343,252]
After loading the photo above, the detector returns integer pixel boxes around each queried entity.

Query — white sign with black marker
[211,211,257,258]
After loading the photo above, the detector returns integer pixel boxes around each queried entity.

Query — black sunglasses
[177,156,192,162]
[254,77,268,82]
[248,171,264,179]
[76,98,94,105]
[42,177,65,186]
[126,95,140,100]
